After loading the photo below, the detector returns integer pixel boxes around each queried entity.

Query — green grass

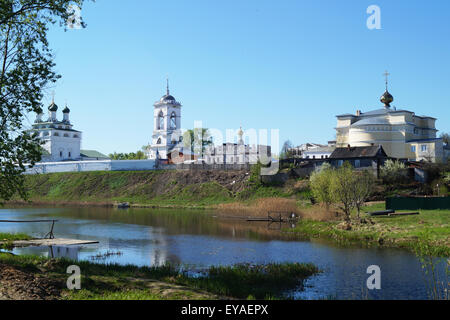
[15,171,303,208]
[290,205,450,256]
[176,263,319,299]
[0,232,32,249]
[0,233,32,241]
[0,253,319,300]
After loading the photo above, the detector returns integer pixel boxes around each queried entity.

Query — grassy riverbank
[8,171,449,255]
[0,252,319,300]
[12,170,304,208]
[289,203,450,256]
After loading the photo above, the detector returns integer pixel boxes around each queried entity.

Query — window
[59,151,63,157]
[411,146,416,153]
[421,145,427,152]
[54,133,59,136]
[158,111,164,130]
[355,160,360,168]
[414,128,419,135]
[338,160,343,167]
[157,138,162,145]
[170,112,176,129]
[73,134,79,138]
[69,152,71,158]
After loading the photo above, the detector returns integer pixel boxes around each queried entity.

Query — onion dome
[63,105,71,113]
[48,101,58,112]
[380,90,393,108]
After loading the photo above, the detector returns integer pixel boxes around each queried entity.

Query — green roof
[80,150,109,159]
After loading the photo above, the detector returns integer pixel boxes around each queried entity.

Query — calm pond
[0,206,447,300]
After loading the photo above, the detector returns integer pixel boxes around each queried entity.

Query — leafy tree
[330,162,356,222]
[440,132,449,145]
[0,0,88,203]
[309,163,334,209]
[351,170,375,218]
[183,128,212,154]
[381,159,408,185]
[108,150,146,160]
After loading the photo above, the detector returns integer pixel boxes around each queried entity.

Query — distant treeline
[108,148,146,160]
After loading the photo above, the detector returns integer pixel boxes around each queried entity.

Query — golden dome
[380,90,393,108]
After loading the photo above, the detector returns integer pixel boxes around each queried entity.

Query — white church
[31,100,108,162]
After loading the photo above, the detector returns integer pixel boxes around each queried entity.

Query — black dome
[48,102,58,112]
[160,94,176,102]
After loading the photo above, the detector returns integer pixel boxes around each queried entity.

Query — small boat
[117,202,130,209]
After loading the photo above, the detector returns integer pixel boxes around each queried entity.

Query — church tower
[148,80,183,160]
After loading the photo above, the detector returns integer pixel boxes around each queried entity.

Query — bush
[309,163,334,208]
[381,159,409,185]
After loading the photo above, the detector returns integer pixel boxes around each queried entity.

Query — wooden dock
[0,238,99,248]
[246,212,297,223]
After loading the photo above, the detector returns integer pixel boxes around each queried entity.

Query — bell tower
[148,79,182,160]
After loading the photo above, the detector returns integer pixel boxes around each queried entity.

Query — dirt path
[0,263,62,300]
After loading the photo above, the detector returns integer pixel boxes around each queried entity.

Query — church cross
[383,70,390,90]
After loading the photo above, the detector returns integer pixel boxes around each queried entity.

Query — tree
[183,128,212,154]
[309,163,335,209]
[381,159,408,185]
[351,170,375,218]
[0,0,88,203]
[440,132,450,146]
[330,162,356,223]
[108,150,146,160]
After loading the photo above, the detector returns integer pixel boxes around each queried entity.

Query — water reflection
[0,206,447,300]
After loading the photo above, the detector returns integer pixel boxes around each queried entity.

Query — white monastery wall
[25,160,156,175]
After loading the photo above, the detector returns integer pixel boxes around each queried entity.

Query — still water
[0,206,447,300]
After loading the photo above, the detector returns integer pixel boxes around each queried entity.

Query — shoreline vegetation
[0,252,319,300]
[5,170,450,256]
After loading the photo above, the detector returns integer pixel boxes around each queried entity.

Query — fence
[386,196,450,210]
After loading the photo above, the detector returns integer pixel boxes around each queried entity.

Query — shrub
[309,163,335,208]
[381,159,409,185]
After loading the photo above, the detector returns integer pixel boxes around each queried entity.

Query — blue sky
[25,0,450,154]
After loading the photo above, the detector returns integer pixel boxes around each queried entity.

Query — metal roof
[80,150,109,159]
[330,145,387,159]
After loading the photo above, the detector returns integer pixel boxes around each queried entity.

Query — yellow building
[335,85,444,162]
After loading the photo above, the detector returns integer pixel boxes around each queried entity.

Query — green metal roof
[80,150,109,159]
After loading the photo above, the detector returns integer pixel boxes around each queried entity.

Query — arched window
[158,111,164,130]
[170,112,176,129]
[157,138,162,145]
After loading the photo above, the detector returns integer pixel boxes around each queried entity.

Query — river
[0,206,447,300]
